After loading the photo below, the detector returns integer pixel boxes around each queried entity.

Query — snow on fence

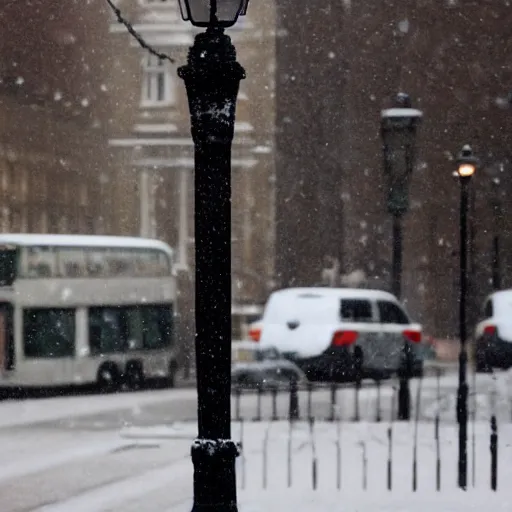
[233,417,503,493]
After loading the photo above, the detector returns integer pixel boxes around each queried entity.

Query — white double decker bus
[0,234,179,392]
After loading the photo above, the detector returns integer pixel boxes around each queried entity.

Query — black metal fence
[231,369,503,491]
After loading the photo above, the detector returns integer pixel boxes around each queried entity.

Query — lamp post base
[191,439,240,512]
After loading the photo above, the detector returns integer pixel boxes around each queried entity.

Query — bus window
[0,304,14,370]
[106,249,133,276]
[86,248,106,277]
[57,248,87,278]
[141,305,173,350]
[23,308,75,358]
[124,307,144,350]
[0,245,18,285]
[158,252,171,276]
[24,246,56,278]
[89,307,126,355]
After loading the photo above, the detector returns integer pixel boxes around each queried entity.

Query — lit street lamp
[455,144,479,490]
[380,93,423,421]
[177,1,249,511]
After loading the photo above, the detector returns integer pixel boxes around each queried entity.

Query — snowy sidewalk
[123,419,512,511]
[237,489,511,512]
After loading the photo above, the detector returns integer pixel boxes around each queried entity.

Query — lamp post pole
[455,144,479,490]
[458,174,469,490]
[391,214,403,299]
[381,93,423,421]
[490,173,503,290]
[177,1,249,510]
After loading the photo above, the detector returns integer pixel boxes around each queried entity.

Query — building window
[141,54,175,107]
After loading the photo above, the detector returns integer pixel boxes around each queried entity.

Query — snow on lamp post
[177,1,248,511]
[455,144,479,491]
[381,93,422,423]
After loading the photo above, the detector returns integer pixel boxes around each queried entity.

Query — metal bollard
[490,415,498,491]
[307,380,313,421]
[271,384,278,421]
[253,385,263,422]
[397,342,411,421]
[328,381,337,422]
[234,384,242,422]
[353,346,363,422]
[289,378,299,421]
[376,378,382,422]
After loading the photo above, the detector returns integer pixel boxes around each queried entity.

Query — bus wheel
[97,363,121,394]
[125,361,144,391]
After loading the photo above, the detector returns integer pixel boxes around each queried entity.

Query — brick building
[274,0,512,337]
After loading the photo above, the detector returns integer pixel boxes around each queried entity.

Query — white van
[257,287,423,381]
[474,289,512,372]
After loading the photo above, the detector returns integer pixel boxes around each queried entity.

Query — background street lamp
[177,1,249,511]
[380,93,422,421]
[455,144,479,491]
[380,93,423,299]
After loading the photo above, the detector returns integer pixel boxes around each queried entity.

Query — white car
[256,287,423,382]
[474,289,512,372]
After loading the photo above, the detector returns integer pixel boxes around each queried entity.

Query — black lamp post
[177,1,249,511]
[455,144,479,490]
[381,93,422,421]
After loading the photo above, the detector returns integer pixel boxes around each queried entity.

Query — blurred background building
[274,0,512,338]
[0,0,276,361]
[2,0,512,350]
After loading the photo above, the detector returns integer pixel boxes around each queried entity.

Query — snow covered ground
[0,370,511,511]
[123,419,512,511]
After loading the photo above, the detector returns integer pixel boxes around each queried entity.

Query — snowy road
[0,368,510,511]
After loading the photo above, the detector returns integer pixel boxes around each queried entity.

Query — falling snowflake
[54,91,63,101]
[15,77,24,86]
[398,19,410,34]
